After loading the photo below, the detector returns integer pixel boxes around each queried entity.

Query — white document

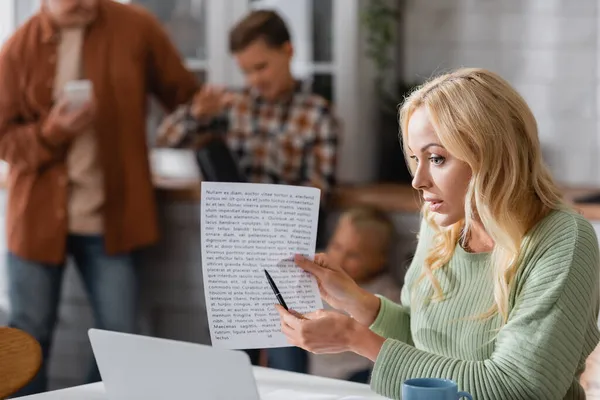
[261,390,375,400]
[260,391,339,400]
[201,182,324,349]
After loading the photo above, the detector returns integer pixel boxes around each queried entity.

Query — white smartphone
[63,80,93,111]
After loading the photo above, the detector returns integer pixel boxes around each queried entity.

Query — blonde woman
[276,68,600,399]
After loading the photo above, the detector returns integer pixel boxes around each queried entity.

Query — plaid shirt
[156,83,340,199]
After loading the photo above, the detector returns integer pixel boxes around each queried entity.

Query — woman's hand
[295,254,381,326]
[276,305,385,362]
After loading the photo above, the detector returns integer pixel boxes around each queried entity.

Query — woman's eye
[429,155,445,165]
[409,155,419,164]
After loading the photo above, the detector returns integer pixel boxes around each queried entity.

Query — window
[0,1,15,46]
[132,0,207,64]
[15,0,39,27]
[0,0,41,46]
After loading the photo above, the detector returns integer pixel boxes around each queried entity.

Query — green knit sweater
[369,209,600,400]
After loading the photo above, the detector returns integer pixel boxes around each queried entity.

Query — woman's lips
[427,200,444,212]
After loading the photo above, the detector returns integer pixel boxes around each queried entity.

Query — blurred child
[309,205,401,383]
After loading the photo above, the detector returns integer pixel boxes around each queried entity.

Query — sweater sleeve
[369,218,432,344]
[370,214,600,400]
[369,296,413,345]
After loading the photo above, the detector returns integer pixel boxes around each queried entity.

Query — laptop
[88,329,261,400]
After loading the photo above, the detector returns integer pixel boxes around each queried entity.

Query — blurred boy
[309,205,401,383]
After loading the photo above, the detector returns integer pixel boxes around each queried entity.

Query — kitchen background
[0,0,599,390]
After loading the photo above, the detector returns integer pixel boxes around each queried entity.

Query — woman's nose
[412,165,431,190]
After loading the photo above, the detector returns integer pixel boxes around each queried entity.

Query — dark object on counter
[574,192,600,204]
[195,135,247,183]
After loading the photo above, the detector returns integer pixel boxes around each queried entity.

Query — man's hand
[190,86,234,120]
[42,98,96,146]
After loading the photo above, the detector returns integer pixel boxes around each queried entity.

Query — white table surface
[16,366,390,400]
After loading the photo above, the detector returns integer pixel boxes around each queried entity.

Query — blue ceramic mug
[402,378,472,400]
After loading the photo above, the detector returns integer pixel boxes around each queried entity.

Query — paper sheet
[261,390,372,400]
[201,182,324,349]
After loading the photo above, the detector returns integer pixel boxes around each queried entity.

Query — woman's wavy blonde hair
[400,68,564,322]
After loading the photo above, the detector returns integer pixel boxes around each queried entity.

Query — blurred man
[0,0,199,394]
[157,10,340,374]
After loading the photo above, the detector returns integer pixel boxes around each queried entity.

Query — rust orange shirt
[0,0,200,263]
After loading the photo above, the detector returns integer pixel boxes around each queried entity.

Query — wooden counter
[153,177,600,221]
[0,172,598,220]
[154,178,425,211]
